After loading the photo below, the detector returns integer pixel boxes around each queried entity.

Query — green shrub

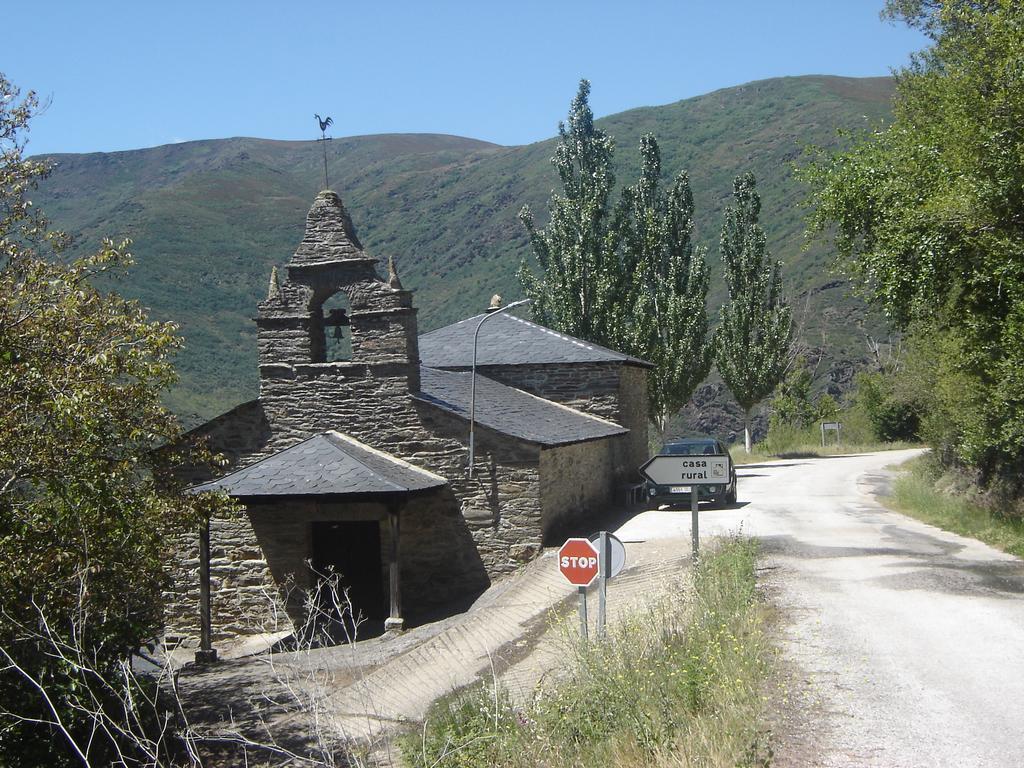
[850,370,921,442]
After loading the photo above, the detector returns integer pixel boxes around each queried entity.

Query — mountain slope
[33,76,895,424]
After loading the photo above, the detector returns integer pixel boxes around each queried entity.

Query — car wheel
[727,483,737,505]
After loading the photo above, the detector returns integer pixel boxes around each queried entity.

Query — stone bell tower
[255,191,420,441]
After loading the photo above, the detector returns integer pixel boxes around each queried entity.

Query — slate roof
[419,312,652,369]
[191,431,447,498]
[415,366,627,447]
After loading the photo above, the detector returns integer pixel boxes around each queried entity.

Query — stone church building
[167,190,650,643]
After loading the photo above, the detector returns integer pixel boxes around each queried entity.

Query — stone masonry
[165,190,647,645]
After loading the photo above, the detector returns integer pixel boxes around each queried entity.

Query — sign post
[821,421,842,447]
[639,454,732,560]
[578,585,588,640]
[690,486,699,560]
[558,538,600,640]
[598,532,608,637]
[588,531,626,637]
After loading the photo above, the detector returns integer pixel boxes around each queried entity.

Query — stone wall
[538,439,615,543]
[618,364,651,478]
[478,361,650,483]
[415,404,545,573]
[478,362,621,421]
[163,503,279,643]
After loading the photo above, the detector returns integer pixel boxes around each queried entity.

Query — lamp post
[467,298,531,477]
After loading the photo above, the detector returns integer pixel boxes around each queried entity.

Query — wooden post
[195,517,217,664]
[384,505,404,632]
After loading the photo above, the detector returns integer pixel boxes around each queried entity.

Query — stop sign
[558,538,600,587]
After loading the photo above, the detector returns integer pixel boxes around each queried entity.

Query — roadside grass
[729,422,918,465]
[730,442,917,466]
[888,456,1024,559]
[400,537,773,768]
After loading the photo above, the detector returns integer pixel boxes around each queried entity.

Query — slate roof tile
[419,312,652,368]
[415,366,627,447]
[191,431,446,498]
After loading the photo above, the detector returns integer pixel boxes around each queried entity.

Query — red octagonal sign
[558,537,600,587]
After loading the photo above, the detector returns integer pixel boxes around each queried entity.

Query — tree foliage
[803,0,1024,490]
[716,172,793,451]
[0,73,228,766]
[519,80,621,347]
[615,134,712,434]
[520,84,715,434]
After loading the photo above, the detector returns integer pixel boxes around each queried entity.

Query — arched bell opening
[310,290,353,363]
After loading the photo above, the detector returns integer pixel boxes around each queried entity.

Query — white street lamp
[467,298,531,477]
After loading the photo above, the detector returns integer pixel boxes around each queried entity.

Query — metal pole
[467,298,531,477]
[597,531,609,637]
[578,585,588,641]
[691,487,700,561]
[322,140,329,190]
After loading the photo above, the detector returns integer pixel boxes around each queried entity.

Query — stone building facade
[167,190,650,645]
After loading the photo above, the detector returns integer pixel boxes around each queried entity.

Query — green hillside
[32,75,895,425]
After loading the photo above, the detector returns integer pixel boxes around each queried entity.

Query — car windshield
[660,441,719,456]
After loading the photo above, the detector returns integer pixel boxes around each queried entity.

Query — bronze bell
[324,307,350,340]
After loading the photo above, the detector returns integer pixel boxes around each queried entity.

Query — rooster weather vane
[315,114,333,190]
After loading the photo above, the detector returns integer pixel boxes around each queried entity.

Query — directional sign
[639,454,730,486]
[558,538,600,587]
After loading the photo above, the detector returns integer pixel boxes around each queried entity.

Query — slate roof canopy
[419,312,653,369]
[415,366,627,447]
[191,430,447,498]
[290,190,369,266]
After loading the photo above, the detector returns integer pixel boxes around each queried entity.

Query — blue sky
[6,1,928,156]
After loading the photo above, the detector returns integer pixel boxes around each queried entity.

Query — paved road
[618,449,1024,768]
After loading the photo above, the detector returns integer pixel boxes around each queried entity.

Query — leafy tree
[816,393,840,422]
[768,357,816,431]
[0,74,227,766]
[519,80,621,347]
[615,134,712,435]
[802,0,1024,490]
[716,172,793,453]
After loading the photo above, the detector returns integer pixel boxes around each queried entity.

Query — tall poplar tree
[617,134,712,435]
[519,79,620,346]
[716,172,793,453]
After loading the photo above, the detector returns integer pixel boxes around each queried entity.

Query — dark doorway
[310,521,386,642]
